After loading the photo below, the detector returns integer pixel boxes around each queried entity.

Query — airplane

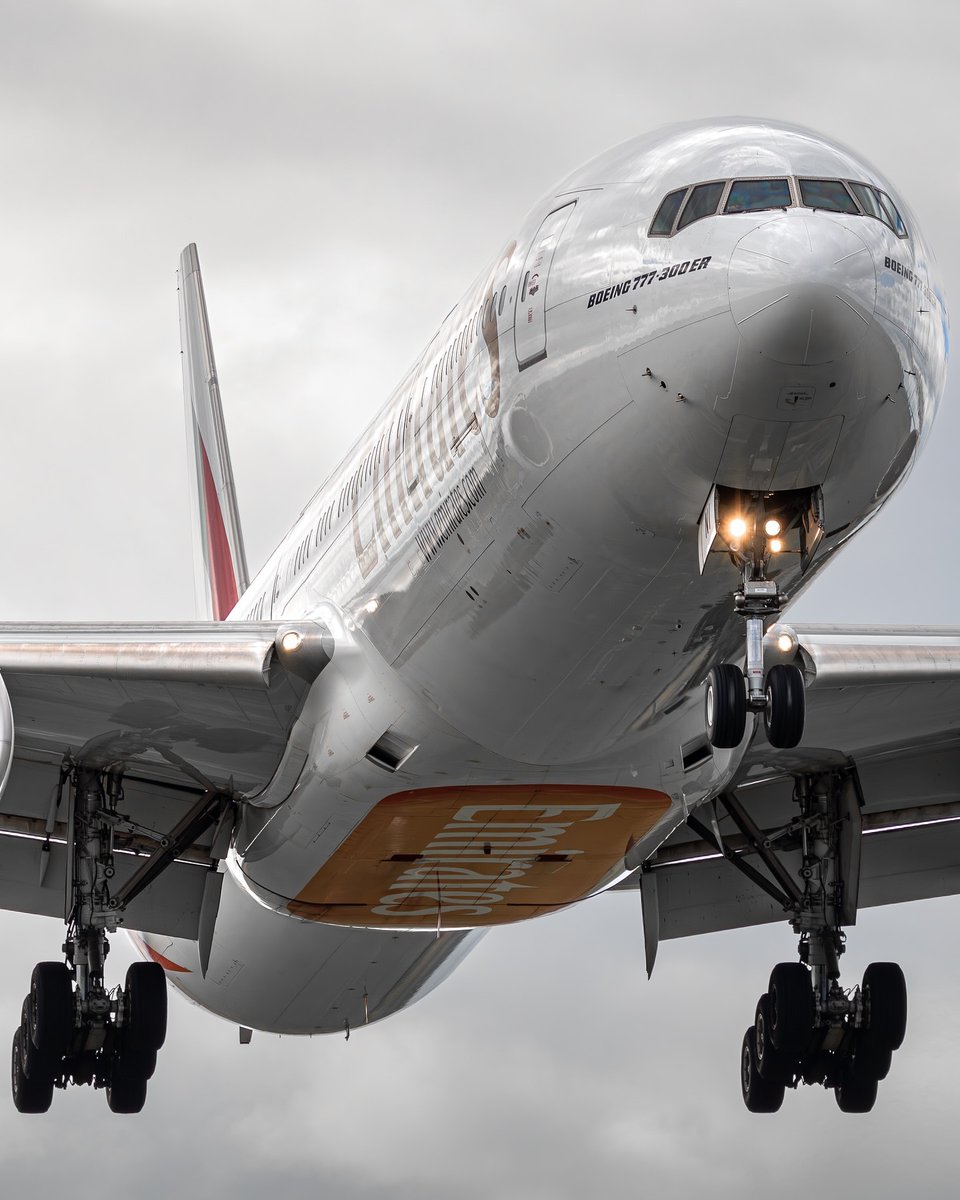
[0,116,950,1116]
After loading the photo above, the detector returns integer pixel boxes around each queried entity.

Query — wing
[619,625,960,970]
[0,620,330,942]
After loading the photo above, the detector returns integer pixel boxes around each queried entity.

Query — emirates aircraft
[1,118,951,1116]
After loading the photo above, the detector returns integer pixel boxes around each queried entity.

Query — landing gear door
[514,202,576,371]
[697,486,720,574]
[800,487,825,573]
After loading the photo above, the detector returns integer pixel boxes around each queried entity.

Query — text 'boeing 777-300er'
[0,118,950,1115]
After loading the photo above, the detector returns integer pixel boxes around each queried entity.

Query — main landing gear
[728,769,907,1113]
[12,960,167,1114]
[11,765,170,1114]
[742,960,906,1114]
[704,493,806,750]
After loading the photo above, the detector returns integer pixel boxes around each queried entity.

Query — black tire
[768,963,814,1055]
[705,664,747,749]
[763,664,805,749]
[850,1039,893,1083]
[755,993,795,1086]
[862,962,907,1052]
[18,997,35,1076]
[124,962,167,1053]
[120,1047,157,1081]
[19,995,30,1050]
[29,963,73,1055]
[106,1059,148,1114]
[835,1066,878,1113]
[19,998,56,1082]
[11,1029,53,1113]
[741,1026,784,1112]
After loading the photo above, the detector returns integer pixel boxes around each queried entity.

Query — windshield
[724,178,792,214]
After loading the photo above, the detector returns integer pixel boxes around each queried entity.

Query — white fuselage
[143,118,948,1036]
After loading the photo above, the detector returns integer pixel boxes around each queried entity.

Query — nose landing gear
[704,494,806,750]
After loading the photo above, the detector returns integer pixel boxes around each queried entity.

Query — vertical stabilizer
[178,244,250,620]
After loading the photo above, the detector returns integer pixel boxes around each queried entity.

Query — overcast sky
[0,1,957,1194]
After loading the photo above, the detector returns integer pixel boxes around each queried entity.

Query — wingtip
[179,243,200,275]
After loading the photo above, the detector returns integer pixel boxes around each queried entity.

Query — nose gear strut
[704,493,805,749]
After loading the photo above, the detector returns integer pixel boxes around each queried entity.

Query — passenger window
[725,178,792,213]
[799,178,858,214]
[678,181,725,230]
[649,188,687,236]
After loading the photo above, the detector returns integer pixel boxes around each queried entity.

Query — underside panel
[288,783,672,928]
[148,870,482,1034]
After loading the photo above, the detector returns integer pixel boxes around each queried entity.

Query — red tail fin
[178,245,249,619]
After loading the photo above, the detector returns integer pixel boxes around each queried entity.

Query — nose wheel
[763,663,805,748]
[705,664,747,749]
[705,658,804,750]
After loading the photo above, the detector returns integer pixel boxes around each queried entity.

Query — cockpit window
[878,190,908,238]
[849,182,888,224]
[724,178,792,213]
[678,181,725,230]
[798,178,858,214]
[648,176,908,238]
[849,182,908,238]
[649,188,687,236]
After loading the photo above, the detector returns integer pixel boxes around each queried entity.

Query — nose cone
[729,214,877,365]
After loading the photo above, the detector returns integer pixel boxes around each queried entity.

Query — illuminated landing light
[777,633,796,654]
[280,630,303,653]
[728,517,748,540]
[764,518,782,537]
[363,599,380,615]
[769,538,783,554]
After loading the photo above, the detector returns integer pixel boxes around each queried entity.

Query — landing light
[777,633,795,654]
[769,538,783,554]
[764,518,782,537]
[363,599,380,615]
[280,630,303,653]
[728,517,748,540]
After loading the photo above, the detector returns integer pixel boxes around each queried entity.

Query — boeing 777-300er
[0,118,950,1115]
